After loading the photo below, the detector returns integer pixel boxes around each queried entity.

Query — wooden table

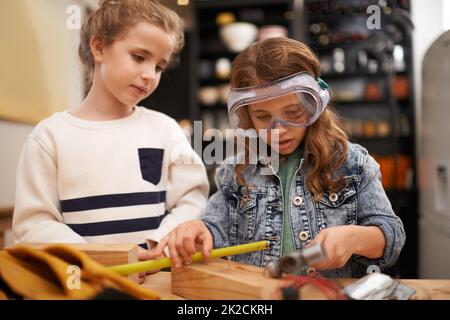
[18,243,450,300]
[142,271,450,300]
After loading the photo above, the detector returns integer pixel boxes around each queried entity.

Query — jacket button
[260,156,270,165]
[307,267,317,274]
[328,192,339,203]
[366,265,381,274]
[293,196,303,206]
[299,231,309,241]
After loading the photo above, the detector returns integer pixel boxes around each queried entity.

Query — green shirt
[278,148,303,256]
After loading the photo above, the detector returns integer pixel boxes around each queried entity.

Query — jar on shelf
[363,118,377,137]
[215,57,231,80]
[198,86,219,106]
[352,118,364,137]
[376,119,391,137]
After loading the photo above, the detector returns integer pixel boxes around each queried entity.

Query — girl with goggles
[156,38,405,279]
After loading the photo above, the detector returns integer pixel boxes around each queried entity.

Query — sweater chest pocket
[316,182,357,228]
[138,148,164,185]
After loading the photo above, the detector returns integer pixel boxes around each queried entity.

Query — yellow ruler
[109,240,269,276]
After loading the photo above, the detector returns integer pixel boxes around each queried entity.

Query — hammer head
[265,243,326,278]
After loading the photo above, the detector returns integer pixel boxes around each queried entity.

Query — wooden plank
[171,260,450,300]
[400,279,450,300]
[142,272,184,300]
[171,259,283,300]
[22,243,138,267]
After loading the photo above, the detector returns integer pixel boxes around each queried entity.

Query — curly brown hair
[78,0,184,90]
[232,37,348,201]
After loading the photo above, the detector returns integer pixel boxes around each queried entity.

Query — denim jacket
[202,142,406,278]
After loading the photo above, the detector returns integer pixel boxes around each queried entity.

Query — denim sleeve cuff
[203,219,227,249]
[358,218,405,269]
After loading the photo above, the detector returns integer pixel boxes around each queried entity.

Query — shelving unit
[304,0,417,278]
[193,0,297,192]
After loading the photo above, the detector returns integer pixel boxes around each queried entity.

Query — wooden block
[168,261,450,300]
[171,259,347,300]
[143,272,184,300]
[0,207,13,250]
[0,207,13,235]
[0,207,13,219]
[172,259,283,300]
[0,218,12,233]
[22,243,138,266]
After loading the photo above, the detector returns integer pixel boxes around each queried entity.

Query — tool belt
[0,244,160,300]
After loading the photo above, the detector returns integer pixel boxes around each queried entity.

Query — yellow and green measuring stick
[109,240,269,276]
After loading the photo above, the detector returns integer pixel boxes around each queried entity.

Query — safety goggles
[227,72,330,130]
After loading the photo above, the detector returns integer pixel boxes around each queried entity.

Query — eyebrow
[133,47,169,66]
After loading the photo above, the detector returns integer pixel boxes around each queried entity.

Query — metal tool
[265,243,327,278]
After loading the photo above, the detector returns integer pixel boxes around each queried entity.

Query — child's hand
[138,246,160,261]
[307,225,358,270]
[136,246,164,283]
[154,220,213,268]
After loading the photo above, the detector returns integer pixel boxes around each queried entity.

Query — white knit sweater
[13,106,209,248]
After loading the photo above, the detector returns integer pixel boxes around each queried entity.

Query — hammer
[265,243,327,278]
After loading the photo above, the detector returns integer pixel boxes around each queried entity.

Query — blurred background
[1,0,450,279]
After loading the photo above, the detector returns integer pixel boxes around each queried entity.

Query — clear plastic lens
[236,92,320,129]
[227,72,329,129]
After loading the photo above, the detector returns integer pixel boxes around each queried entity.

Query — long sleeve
[354,152,406,269]
[13,137,87,244]
[202,163,233,249]
[146,121,209,243]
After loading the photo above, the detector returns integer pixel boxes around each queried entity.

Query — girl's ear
[90,36,105,63]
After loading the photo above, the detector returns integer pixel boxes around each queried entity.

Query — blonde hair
[79,0,184,90]
[232,37,348,200]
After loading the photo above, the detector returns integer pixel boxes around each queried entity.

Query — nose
[141,65,156,82]
[269,119,288,133]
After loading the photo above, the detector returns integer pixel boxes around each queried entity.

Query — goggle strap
[317,77,329,89]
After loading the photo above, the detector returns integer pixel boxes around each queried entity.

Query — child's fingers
[155,236,169,256]
[200,231,213,258]
[138,272,146,284]
[145,268,162,275]
[309,249,333,269]
[309,239,333,269]
[182,229,202,257]
[167,232,182,268]
[174,227,192,263]
[138,247,154,261]
[307,230,325,247]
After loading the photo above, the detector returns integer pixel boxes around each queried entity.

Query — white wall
[412,0,450,164]
[0,0,87,207]
[0,121,33,206]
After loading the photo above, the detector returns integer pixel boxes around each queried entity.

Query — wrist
[347,225,365,256]
[351,225,385,258]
